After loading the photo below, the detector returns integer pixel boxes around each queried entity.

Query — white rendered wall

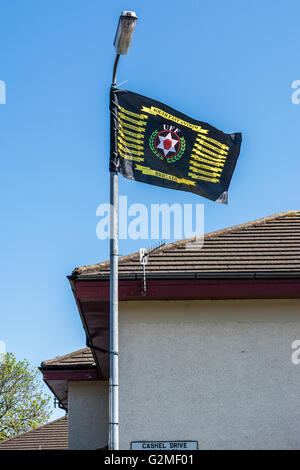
[118,299,300,450]
[68,381,108,449]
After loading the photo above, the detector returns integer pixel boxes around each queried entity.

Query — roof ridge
[196,210,300,243]
[41,347,91,366]
[72,210,300,275]
[0,416,67,446]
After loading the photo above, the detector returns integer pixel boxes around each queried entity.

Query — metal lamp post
[110,11,137,451]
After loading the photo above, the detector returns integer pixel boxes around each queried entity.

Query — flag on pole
[110,89,242,203]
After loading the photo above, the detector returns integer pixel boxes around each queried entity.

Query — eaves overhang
[40,365,102,411]
[69,271,300,282]
[68,273,300,380]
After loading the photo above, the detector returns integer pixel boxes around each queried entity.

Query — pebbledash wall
[68,298,300,450]
[68,381,108,449]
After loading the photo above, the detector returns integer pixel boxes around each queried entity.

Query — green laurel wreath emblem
[149,130,186,163]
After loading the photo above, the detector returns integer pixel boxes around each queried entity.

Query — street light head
[113,11,137,55]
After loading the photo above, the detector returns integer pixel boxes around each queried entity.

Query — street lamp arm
[112,54,120,87]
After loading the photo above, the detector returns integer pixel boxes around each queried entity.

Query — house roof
[40,348,99,412]
[0,416,68,450]
[72,211,300,278]
[41,347,95,369]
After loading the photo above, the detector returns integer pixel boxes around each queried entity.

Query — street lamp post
[110,11,137,451]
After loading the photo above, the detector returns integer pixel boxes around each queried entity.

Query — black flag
[110,89,242,203]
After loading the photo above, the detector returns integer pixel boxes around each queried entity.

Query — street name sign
[130,441,198,450]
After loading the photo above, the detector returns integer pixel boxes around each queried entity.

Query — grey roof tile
[0,416,68,450]
[41,347,95,368]
[72,211,300,276]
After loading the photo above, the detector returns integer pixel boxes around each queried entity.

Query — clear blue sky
[1,0,299,419]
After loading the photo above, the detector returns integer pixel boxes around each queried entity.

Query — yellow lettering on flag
[119,119,146,133]
[141,106,209,134]
[192,148,226,162]
[188,172,219,183]
[118,106,148,120]
[194,142,227,159]
[118,149,144,162]
[196,137,228,155]
[190,154,225,168]
[118,127,145,141]
[198,134,229,150]
[117,135,144,151]
[118,112,147,127]
[190,159,223,174]
[189,165,221,179]
[135,165,196,186]
[118,142,144,156]
[119,130,144,145]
